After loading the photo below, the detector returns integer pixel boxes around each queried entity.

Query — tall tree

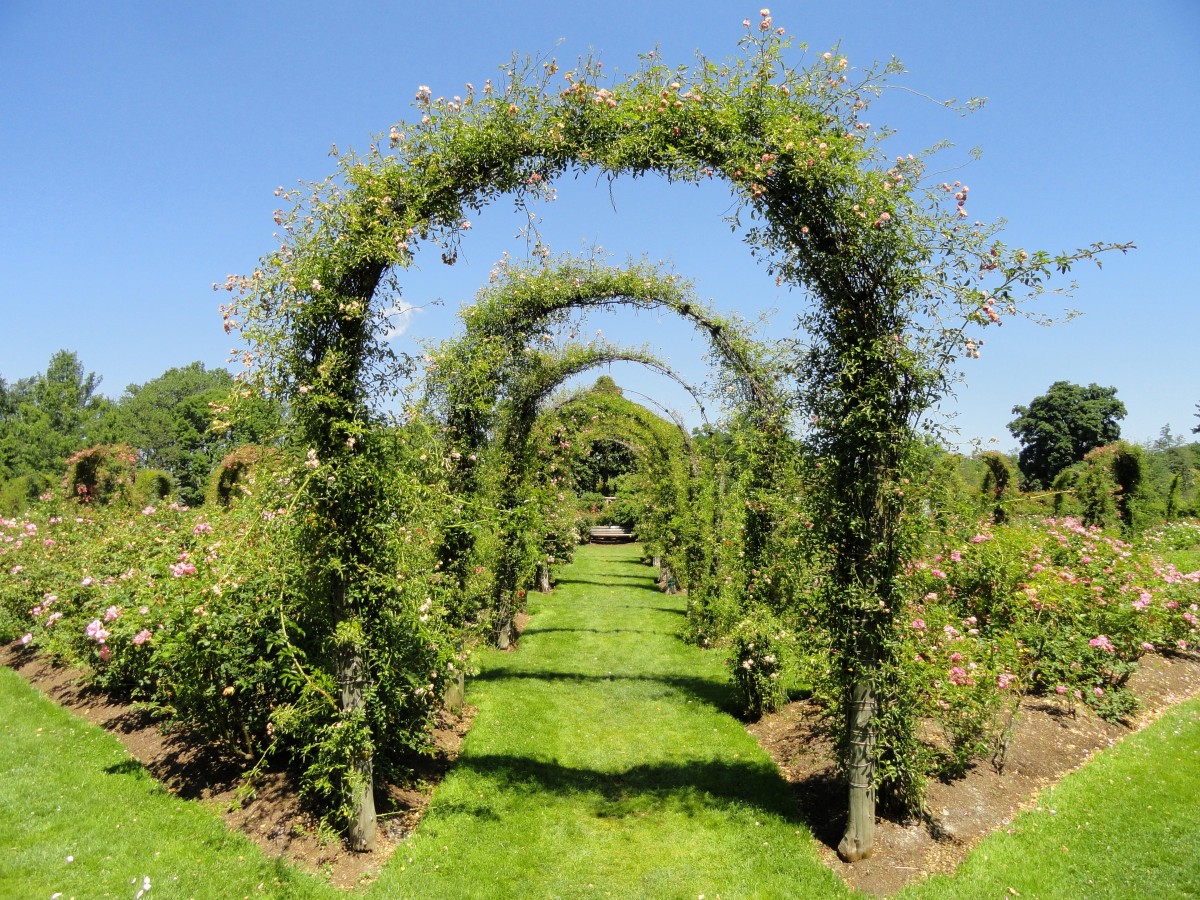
[0,350,111,479]
[109,362,280,505]
[1007,381,1126,488]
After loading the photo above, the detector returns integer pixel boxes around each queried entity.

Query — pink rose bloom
[132,629,152,646]
[997,673,1016,689]
[81,576,95,587]
[911,618,926,631]
[104,605,121,622]
[949,550,962,562]
[949,666,970,685]
[1140,641,1154,651]
[1055,685,1068,695]
[142,506,156,516]
[1088,635,1116,653]
[170,562,197,578]
[19,633,33,646]
[1093,686,1105,697]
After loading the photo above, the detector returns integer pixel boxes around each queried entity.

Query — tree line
[0,350,277,511]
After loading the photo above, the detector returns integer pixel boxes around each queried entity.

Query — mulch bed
[747,651,1200,896]
[0,643,473,891]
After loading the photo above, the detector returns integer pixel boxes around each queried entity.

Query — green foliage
[105,362,281,506]
[0,472,53,517]
[1008,381,1127,489]
[205,444,281,508]
[0,350,111,482]
[980,451,1017,523]
[215,21,1129,839]
[131,468,173,506]
[0,441,459,832]
[64,444,139,505]
[728,614,790,719]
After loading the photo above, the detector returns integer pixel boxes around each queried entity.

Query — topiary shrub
[979,451,1017,524]
[0,473,54,517]
[1111,442,1147,536]
[132,469,174,506]
[64,445,139,506]
[205,445,280,507]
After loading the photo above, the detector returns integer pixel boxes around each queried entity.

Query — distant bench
[588,525,634,543]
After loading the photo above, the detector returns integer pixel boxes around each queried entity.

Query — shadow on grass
[604,604,685,615]
[552,577,664,595]
[471,668,735,712]
[455,752,807,826]
[520,626,669,637]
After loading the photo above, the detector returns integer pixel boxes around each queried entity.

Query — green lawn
[366,543,849,899]
[904,698,1200,900]
[0,667,333,900]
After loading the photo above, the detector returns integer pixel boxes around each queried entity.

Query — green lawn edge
[0,666,333,900]
[905,697,1200,900]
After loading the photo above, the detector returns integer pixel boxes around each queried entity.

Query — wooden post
[837,679,876,862]
[538,564,551,593]
[339,648,376,852]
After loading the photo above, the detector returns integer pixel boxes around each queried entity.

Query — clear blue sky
[2,1,1196,451]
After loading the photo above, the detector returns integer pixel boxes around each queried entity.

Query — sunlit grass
[367,543,850,898]
[906,699,1200,900]
[1163,548,1200,572]
[0,667,332,900]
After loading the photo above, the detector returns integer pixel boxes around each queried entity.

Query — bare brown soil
[5,633,1198,896]
[747,651,1200,896]
[0,643,474,891]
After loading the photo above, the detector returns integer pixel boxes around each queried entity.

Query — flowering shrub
[905,516,1199,726]
[64,444,139,506]
[1,453,461,830]
[728,614,791,719]
[1145,520,1200,552]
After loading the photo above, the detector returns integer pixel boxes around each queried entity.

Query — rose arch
[228,25,1117,859]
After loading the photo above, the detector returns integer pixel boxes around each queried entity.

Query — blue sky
[2,1,1196,450]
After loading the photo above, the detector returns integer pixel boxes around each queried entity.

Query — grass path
[367,543,850,899]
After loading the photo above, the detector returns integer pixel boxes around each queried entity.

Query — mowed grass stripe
[0,667,331,900]
[368,543,849,899]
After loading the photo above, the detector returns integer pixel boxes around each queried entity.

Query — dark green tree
[109,362,281,505]
[0,350,111,480]
[1007,381,1126,488]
